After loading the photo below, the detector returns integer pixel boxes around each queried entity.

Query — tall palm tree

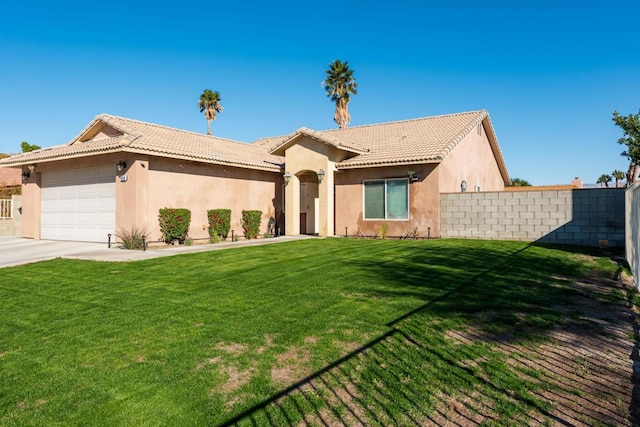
[322,59,357,128]
[198,89,223,135]
[612,169,625,187]
[597,174,612,188]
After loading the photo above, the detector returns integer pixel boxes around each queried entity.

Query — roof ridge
[323,109,486,132]
[97,113,249,145]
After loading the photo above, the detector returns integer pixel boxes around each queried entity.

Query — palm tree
[198,89,223,135]
[597,174,612,188]
[612,169,625,187]
[322,59,357,128]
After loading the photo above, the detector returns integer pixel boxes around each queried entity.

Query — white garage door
[41,166,116,242]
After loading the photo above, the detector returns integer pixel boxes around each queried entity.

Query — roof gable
[270,127,368,156]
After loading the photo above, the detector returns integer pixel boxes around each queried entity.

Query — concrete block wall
[441,188,625,247]
[0,195,22,236]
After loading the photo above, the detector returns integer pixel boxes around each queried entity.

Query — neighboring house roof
[0,114,284,172]
[0,167,20,186]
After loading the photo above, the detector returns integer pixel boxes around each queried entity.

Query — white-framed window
[363,178,409,220]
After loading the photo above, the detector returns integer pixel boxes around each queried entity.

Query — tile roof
[269,127,369,156]
[0,167,20,186]
[265,110,508,183]
[0,114,284,172]
[320,110,489,168]
[0,110,509,183]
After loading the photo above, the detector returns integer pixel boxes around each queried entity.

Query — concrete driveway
[0,237,109,268]
[0,235,314,268]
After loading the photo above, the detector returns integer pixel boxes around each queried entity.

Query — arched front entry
[284,166,334,237]
[298,171,319,235]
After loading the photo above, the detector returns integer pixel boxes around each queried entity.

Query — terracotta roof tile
[0,110,508,183]
[270,127,369,156]
[328,110,490,168]
[0,115,284,172]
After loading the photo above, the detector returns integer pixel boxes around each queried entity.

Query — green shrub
[116,225,147,250]
[241,210,262,239]
[158,208,191,244]
[207,209,231,241]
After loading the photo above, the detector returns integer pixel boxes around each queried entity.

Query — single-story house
[0,109,509,242]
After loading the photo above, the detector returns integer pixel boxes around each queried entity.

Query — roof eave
[337,158,442,170]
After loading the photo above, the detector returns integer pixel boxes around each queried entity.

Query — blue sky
[1,0,638,185]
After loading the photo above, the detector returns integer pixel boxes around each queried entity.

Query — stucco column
[285,174,300,236]
[319,163,335,237]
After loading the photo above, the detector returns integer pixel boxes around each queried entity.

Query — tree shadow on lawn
[220,241,636,426]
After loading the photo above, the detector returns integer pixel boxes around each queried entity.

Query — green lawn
[0,238,624,426]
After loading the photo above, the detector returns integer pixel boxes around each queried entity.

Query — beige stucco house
[0,110,509,242]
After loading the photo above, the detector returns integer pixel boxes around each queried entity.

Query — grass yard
[0,238,634,426]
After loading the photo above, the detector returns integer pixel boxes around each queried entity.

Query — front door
[300,183,307,234]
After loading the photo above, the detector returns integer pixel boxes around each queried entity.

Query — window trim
[362,178,410,221]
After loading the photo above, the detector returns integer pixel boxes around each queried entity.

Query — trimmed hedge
[241,210,262,240]
[158,208,191,244]
[207,209,231,241]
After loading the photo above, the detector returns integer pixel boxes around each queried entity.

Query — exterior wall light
[21,171,30,182]
[116,161,127,172]
[461,180,467,192]
[283,171,291,185]
[317,169,325,183]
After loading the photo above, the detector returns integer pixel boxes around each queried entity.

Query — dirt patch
[256,334,277,355]
[195,356,221,371]
[214,341,248,355]
[271,345,313,387]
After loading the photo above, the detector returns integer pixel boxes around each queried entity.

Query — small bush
[207,209,231,241]
[378,223,388,240]
[158,208,191,244]
[241,210,262,239]
[116,226,147,250]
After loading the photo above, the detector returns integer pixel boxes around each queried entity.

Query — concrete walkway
[0,235,316,268]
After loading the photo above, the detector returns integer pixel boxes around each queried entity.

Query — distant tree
[0,153,9,159]
[21,141,41,152]
[597,174,612,188]
[197,89,223,136]
[322,59,358,129]
[612,169,625,187]
[510,178,531,187]
[612,110,640,187]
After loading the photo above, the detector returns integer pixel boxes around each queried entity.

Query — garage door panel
[41,167,115,242]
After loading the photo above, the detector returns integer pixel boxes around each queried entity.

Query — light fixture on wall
[407,170,418,182]
[21,171,30,182]
[316,169,325,183]
[461,180,467,192]
[283,171,291,185]
[116,161,127,172]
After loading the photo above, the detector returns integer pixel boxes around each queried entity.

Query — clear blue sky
[1,0,638,185]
